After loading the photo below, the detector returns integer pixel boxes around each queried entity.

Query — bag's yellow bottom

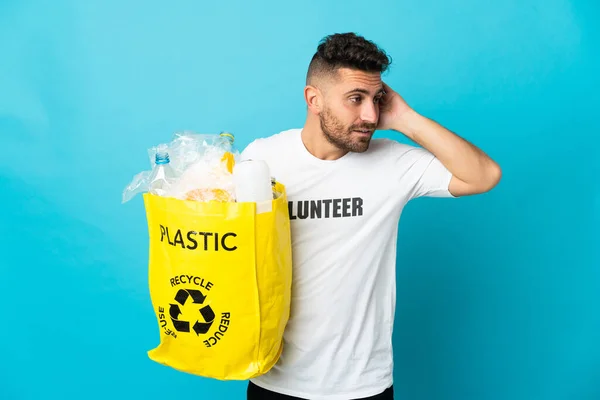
[147,339,283,380]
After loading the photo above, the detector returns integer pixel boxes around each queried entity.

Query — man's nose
[360,103,378,123]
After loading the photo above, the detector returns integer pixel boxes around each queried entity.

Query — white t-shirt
[240,128,454,400]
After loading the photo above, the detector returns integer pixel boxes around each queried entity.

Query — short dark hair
[307,32,391,84]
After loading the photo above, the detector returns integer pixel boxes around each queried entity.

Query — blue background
[1,0,598,399]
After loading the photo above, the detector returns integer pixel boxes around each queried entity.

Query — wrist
[392,109,423,139]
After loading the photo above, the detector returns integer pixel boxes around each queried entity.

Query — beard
[319,106,377,153]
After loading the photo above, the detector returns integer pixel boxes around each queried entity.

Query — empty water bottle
[218,132,236,173]
[148,144,177,197]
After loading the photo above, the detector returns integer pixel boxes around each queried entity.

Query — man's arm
[393,110,502,197]
[379,82,502,197]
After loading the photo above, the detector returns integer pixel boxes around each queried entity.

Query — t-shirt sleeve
[413,151,455,199]
[388,140,455,200]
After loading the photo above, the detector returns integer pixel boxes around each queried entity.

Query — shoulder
[240,128,300,161]
[365,137,430,161]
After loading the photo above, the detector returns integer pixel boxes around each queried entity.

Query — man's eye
[374,96,383,103]
[350,96,362,103]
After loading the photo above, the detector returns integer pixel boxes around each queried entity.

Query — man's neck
[301,118,348,161]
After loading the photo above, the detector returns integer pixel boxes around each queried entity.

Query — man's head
[305,33,391,153]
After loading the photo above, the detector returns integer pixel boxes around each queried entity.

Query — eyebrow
[344,87,386,96]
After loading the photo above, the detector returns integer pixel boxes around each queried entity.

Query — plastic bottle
[148,144,177,197]
[218,132,236,173]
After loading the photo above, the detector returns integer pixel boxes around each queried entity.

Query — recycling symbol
[169,289,215,335]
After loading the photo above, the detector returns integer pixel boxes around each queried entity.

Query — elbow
[449,161,502,197]
[482,161,502,192]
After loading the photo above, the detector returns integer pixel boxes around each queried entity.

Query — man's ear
[304,85,323,115]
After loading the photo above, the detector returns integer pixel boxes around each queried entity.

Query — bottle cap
[219,132,234,143]
[155,143,170,165]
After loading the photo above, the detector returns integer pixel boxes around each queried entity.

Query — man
[241,32,501,400]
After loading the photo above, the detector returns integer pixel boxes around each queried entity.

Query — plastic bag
[122,132,239,203]
[124,130,293,380]
[142,181,292,379]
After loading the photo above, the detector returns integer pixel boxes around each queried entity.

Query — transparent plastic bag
[122,143,177,203]
[122,170,152,203]
[122,132,239,203]
[169,153,235,202]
